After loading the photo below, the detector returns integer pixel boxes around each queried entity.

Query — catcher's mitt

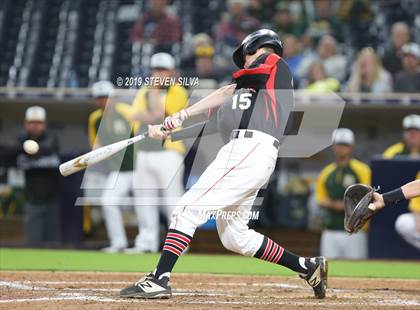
[344,184,378,234]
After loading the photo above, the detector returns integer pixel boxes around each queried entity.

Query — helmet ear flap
[233,45,245,68]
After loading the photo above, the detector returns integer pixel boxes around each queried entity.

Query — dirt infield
[1,271,419,309]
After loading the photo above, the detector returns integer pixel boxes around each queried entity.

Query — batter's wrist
[179,109,189,121]
[382,188,406,207]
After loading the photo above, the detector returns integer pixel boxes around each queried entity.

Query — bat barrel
[59,132,148,176]
[59,157,87,176]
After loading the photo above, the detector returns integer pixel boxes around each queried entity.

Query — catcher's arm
[402,179,420,199]
[370,179,420,210]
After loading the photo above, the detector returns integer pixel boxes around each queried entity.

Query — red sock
[254,236,308,274]
[155,229,192,278]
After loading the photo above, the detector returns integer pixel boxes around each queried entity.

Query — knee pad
[395,213,413,235]
[218,225,260,257]
[219,232,245,255]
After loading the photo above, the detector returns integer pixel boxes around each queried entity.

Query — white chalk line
[19,280,128,285]
[0,280,316,295]
[0,281,256,298]
[0,280,412,295]
[5,280,312,290]
[0,281,49,291]
[1,280,419,307]
[0,280,361,294]
[1,295,420,307]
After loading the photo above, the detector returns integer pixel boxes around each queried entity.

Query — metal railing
[0,87,419,106]
[7,0,42,88]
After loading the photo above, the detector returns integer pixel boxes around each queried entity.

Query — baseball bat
[59,132,148,176]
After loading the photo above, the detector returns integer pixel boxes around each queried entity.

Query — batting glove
[163,109,189,130]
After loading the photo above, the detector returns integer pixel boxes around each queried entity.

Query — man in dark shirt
[14,106,61,247]
[130,0,181,53]
[382,22,411,75]
[394,43,420,93]
[214,0,260,61]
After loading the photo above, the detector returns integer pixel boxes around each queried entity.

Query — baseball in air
[23,139,39,155]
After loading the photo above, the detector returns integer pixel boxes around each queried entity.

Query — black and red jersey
[217,53,294,142]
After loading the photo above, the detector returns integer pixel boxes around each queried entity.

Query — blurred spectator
[272,3,305,38]
[304,0,344,42]
[180,33,214,71]
[12,106,61,247]
[395,172,420,251]
[316,128,370,259]
[129,53,187,253]
[214,0,260,59]
[394,43,420,93]
[303,62,340,92]
[381,22,411,75]
[297,35,347,82]
[336,0,374,50]
[88,81,134,253]
[248,0,277,22]
[283,34,304,87]
[130,0,182,53]
[347,47,393,93]
[377,0,415,25]
[184,44,221,88]
[383,114,420,159]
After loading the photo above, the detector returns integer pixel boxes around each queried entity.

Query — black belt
[230,130,280,150]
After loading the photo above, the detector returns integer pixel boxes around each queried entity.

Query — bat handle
[141,126,168,138]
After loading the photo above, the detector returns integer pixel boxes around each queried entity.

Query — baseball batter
[120,29,328,299]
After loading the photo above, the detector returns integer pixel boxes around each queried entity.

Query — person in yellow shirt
[316,128,371,259]
[88,81,135,253]
[383,114,420,159]
[127,53,189,253]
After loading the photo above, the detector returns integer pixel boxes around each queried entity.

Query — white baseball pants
[395,213,420,250]
[101,170,133,248]
[320,229,368,259]
[170,131,278,257]
[134,150,185,252]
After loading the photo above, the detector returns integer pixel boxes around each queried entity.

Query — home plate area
[1,271,419,309]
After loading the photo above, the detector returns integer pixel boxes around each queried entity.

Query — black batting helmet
[232,29,283,68]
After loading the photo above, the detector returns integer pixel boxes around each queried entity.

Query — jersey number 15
[232,93,252,110]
